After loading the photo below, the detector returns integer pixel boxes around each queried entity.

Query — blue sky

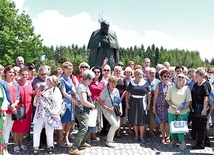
[14,0,214,61]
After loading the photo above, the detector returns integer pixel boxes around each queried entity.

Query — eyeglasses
[208,72,213,74]
[94,71,100,74]
[81,66,89,69]
[118,64,123,67]
[178,76,185,79]
[163,75,170,78]
[103,69,110,72]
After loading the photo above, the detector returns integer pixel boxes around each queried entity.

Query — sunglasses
[208,72,213,74]
[94,71,100,74]
[178,76,185,79]
[103,69,110,72]
[163,75,170,78]
[40,73,47,76]
[118,64,123,67]
[81,66,89,69]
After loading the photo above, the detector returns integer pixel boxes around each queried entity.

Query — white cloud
[11,0,214,61]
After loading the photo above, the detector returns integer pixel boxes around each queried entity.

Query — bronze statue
[87,21,119,70]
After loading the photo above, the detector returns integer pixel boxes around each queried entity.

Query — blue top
[59,76,74,123]
[0,80,20,104]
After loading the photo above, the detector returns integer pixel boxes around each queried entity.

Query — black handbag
[12,104,26,120]
[107,88,121,116]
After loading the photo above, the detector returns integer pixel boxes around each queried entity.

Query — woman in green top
[0,86,9,155]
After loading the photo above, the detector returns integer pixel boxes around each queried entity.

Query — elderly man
[87,20,119,70]
[16,56,25,68]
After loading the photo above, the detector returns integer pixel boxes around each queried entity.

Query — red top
[88,80,105,101]
[12,80,33,133]
[6,83,18,114]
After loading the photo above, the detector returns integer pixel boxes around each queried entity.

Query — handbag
[169,116,189,134]
[47,115,62,129]
[53,87,66,117]
[107,88,121,116]
[12,104,26,120]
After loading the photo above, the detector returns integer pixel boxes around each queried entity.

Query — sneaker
[14,146,20,153]
[47,146,54,155]
[20,145,27,150]
[179,144,187,150]
[69,148,83,155]
[79,143,91,148]
[106,141,116,148]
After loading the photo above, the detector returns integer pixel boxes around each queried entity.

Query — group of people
[0,55,214,155]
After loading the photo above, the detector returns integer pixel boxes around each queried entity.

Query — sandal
[14,146,20,153]
[165,137,171,143]
[31,148,39,155]
[161,139,167,144]
[20,145,28,150]
[47,146,54,155]
[57,141,67,148]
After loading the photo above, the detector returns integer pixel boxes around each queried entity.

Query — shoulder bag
[107,88,121,116]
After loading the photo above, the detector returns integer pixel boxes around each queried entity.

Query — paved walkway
[8,128,214,155]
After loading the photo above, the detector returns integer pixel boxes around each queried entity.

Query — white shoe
[106,141,116,148]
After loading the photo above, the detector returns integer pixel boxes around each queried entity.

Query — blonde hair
[48,75,61,87]
[79,62,90,71]
[62,62,73,69]
[108,75,118,83]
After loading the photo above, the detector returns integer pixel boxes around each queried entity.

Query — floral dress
[155,82,172,123]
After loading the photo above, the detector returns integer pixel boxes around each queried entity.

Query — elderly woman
[69,70,95,155]
[102,64,111,86]
[147,67,160,136]
[191,68,211,149]
[153,69,172,144]
[125,69,151,143]
[98,76,122,148]
[76,62,90,82]
[12,67,34,153]
[32,75,63,154]
[166,73,192,150]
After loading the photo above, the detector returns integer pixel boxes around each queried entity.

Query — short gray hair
[38,65,49,72]
[82,70,95,80]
